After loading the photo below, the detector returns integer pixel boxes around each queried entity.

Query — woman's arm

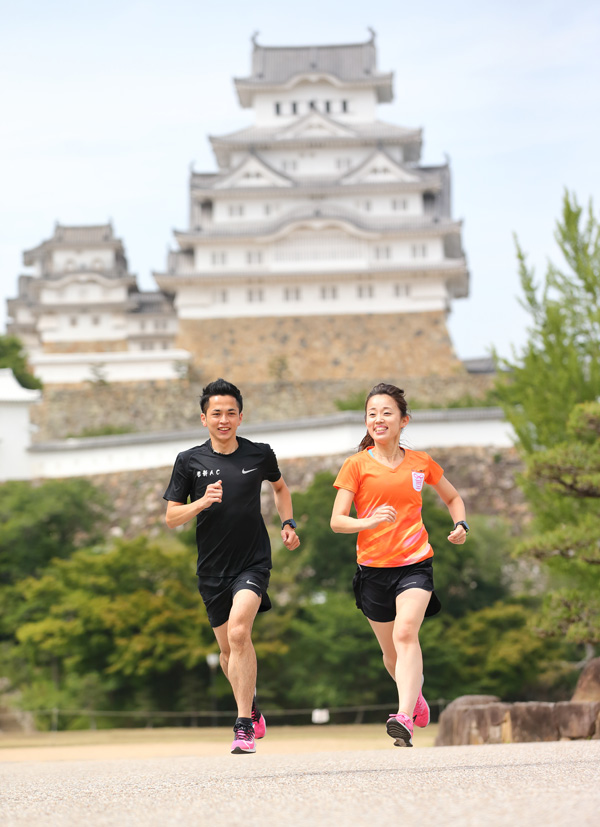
[432,475,467,544]
[330,487,397,534]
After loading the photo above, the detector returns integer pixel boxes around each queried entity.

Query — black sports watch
[282,518,297,531]
[453,520,469,534]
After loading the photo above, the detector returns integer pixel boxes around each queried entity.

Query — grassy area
[0,723,438,757]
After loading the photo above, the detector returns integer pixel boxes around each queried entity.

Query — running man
[164,378,300,754]
[330,383,468,747]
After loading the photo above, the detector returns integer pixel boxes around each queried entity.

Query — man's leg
[213,588,261,719]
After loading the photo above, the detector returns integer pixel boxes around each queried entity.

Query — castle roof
[23,223,124,265]
[234,33,393,106]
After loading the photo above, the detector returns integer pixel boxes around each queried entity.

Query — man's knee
[228,621,253,650]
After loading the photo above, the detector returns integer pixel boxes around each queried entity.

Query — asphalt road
[2,740,599,826]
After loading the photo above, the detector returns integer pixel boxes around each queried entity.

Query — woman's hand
[363,504,397,529]
[447,524,467,544]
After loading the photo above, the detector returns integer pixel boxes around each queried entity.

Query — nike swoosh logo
[242,468,257,474]
[246,580,259,587]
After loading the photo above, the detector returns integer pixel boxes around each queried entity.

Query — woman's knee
[393,621,420,646]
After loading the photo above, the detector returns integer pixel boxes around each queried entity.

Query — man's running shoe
[386,712,414,747]
[251,698,266,740]
[413,677,430,728]
[231,721,256,754]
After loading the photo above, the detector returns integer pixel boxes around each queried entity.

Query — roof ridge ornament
[367,27,376,43]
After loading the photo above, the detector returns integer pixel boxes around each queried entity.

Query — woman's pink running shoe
[413,684,430,728]
[386,712,414,747]
[252,712,266,739]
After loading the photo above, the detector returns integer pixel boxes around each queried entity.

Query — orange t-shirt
[333,448,444,567]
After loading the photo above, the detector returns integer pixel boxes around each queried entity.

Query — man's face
[200,395,242,445]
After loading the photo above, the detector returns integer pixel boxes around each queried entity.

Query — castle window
[320,286,338,300]
[357,285,374,298]
[274,102,281,115]
[395,284,411,297]
[336,158,352,170]
[216,289,228,303]
[374,246,391,260]
[141,342,154,350]
[309,100,317,111]
[211,252,227,265]
[362,200,372,212]
[70,316,78,326]
[282,160,298,172]
[325,101,331,113]
[228,204,244,217]
[291,102,298,114]
[411,244,428,258]
[392,198,408,211]
[246,251,263,265]
[264,204,272,216]
[283,287,301,301]
[341,100,349,113]
[247,288,264,302]
[91,315,100,326]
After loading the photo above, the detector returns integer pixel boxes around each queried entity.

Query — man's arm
[269,476,300,550]
[165,481,223,529]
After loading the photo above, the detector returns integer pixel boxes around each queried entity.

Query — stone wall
[30,373,496,441]
[176,310,463,384]
[435,694,600,745]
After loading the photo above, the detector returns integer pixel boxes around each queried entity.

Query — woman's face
[365,394,409,445]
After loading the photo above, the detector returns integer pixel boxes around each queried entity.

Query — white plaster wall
[37,311,127,342]
[53,248,114,272]
[26,409,515,480]
[174,277,447,319]
[29,349,191,384]
[253,85,377,126]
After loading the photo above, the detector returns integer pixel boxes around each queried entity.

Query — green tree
[0,479,109,586]
[0,335,42,389]
[3,537,217,724]
[495,192,600,646]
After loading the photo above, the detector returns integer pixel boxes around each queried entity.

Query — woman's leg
[392,588,430,717]
[367,618,397,681]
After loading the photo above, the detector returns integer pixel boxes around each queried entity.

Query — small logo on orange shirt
[412,471,425,491]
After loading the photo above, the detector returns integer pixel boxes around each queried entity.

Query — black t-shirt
[163,436,282,577]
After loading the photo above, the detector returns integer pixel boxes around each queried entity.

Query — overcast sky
[1,0,598,359]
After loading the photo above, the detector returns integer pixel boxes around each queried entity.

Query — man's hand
[281,526,300,550]
[200,480,223,510]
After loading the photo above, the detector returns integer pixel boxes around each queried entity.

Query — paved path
[2,741,599,826]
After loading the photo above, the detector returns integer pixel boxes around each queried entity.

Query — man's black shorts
[198,568,271,628]
[352,558,441,623]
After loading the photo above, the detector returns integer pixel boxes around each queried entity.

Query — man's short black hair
[200,378,243,413]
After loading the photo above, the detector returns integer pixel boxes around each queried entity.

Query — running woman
[164,378,300,754]
[330,383,468,747]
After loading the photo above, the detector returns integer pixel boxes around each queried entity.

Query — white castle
[7,33,469,386]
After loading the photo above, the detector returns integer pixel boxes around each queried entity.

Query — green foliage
[334,389,369,411]
[281,471,357,595]
[0,335,42,389]
[421,488,514,617]
[65,425,136,438]
[494,192,600,645]
[0,479,109,586]
[494,192,600,455]
[3,537,216,719]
